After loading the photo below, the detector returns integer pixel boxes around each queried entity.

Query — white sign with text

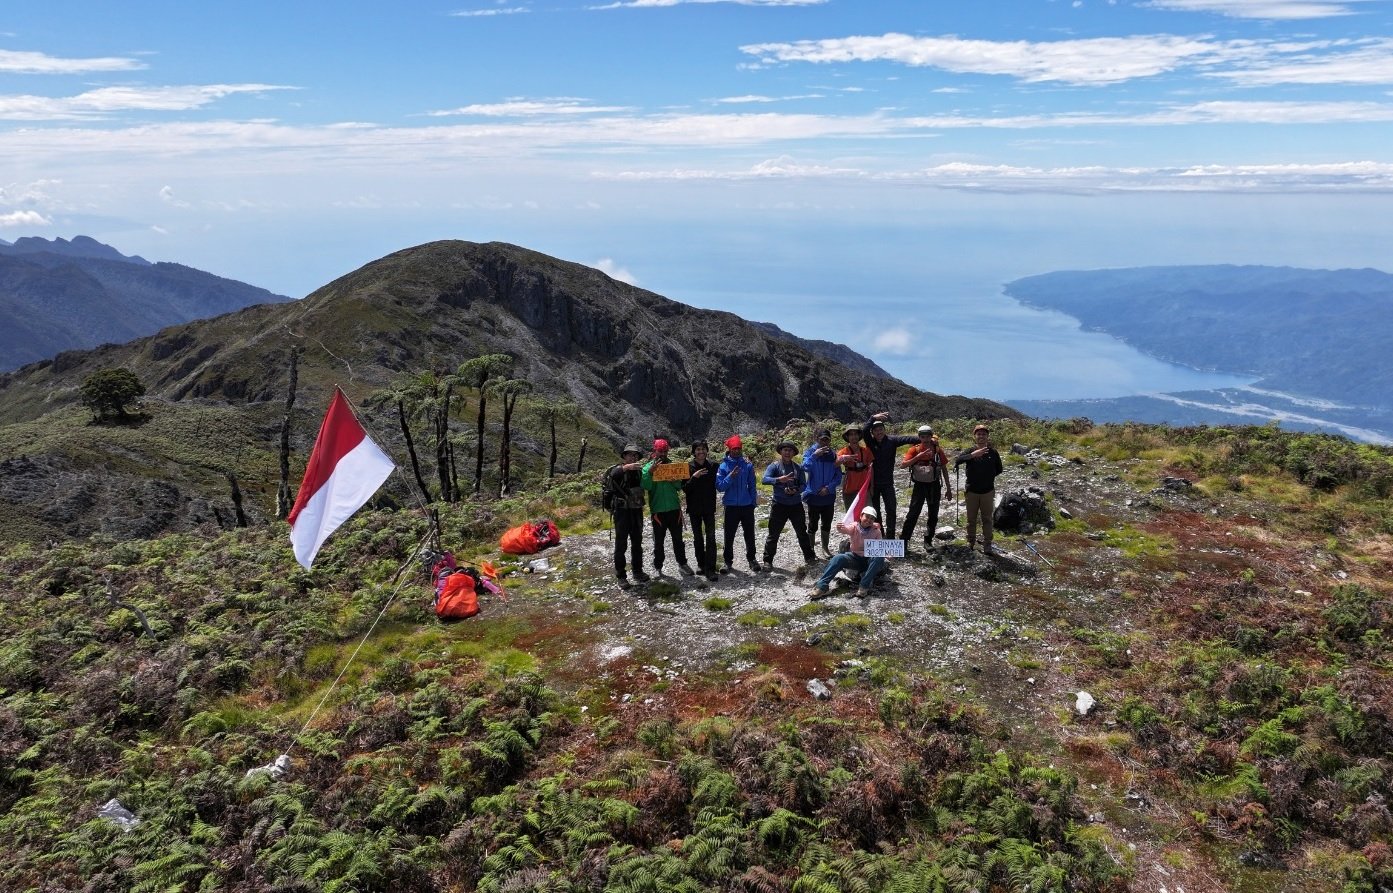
[863,539,905,558]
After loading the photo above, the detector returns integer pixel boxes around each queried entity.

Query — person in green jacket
[642,438,695,577]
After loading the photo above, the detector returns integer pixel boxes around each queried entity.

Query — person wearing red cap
[642,438,694,577]
[715,434,761,573]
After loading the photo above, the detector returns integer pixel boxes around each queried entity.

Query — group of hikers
[603,413,1004,598]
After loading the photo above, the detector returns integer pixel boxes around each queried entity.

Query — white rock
[807,679,832,700]
[1076,691,1097,715]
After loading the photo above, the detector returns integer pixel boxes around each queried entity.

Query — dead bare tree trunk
[226,471,249,528]
[576,437,588,474]
[275,348,301,519]
[549,414,558,478]
[398,400,433,502]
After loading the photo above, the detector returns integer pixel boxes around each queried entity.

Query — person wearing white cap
[807,504,885,599]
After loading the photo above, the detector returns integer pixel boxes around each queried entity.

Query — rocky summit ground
[471,446,1359,893]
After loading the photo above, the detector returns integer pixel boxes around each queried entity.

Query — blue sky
[2,0,1392,399]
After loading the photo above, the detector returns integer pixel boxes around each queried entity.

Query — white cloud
[0,84,296,120]
[593,257,638,284]
[873,328,915,354]
[740,32,1241,85]
[0,209,51,227]
[1141,0,1369,18]
[713,93,822,103]
[1214,38,1393,85]
[159,185,191,208]
[0,49,145,74]
[607,154,865,180]
[428,98,632,116]
[450,6,529,15]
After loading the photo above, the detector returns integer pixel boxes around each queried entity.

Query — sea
[682,275,1392,445]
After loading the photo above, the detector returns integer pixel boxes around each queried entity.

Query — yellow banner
[651,462,690,482]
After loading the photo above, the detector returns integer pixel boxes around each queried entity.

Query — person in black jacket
[954,424,1004,553]
[862,411,919,539]
[607,444,650,587]
[683,440,720,582]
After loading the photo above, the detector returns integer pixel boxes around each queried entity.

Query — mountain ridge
[0,236,290,371]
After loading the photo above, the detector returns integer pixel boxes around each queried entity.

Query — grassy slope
[1,419,1390,892]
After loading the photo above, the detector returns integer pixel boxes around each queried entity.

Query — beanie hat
[725,435,742,450]
[653,438,669,451]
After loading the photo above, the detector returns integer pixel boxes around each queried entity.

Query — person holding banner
[683,440,720,582]
[802,427,842,556]
[808,505,885,600]
[899,424,952,552]
[955,424,1004,553]
[642,438,694,577]
[762,440,819,573]
[716,435,762,573]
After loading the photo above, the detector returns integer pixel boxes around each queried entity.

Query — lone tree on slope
[80,368,145,422]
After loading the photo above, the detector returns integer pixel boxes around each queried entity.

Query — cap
[870,420,886,430]
[860,506,878,519]
[814,427,831,439]
[725,435,742,450]
[776,440,797,452]
[653,438,669,451]
[973,424,990,434]
[917,425,934,435]
[621,443,642,456]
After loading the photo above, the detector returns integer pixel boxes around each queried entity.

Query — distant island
[1004,265,1393,409]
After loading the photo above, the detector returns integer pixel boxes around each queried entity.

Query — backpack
[601,464,621,511]
[431,557,506,621]
[499,519,561,555]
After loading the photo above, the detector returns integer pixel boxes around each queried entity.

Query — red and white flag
[841,473,873,527]
[288,388,395,569]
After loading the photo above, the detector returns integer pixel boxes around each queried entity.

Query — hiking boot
[653,564,664,577]
[633,570,651,583]
[808,585,829,600]
[751,560,768,573]
[616,573,631,589]
[678,563,696,577]
[705,570,720,582]
[855,587,872,599]
[719,563,733,575]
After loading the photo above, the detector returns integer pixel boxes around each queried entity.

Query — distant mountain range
[0,236,291,371]
[0,240,1016,540]
[1004,265,1393,408]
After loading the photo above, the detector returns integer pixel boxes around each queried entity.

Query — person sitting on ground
[607,444,649,588]
[954,424,1004,554]
[715,435,762,573]
[808,505,885,600]
[802,427,842,556]
[762,440,819,574]
[683,440,720,582]
[899,424,952,552]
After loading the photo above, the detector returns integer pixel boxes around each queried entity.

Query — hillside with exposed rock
[0,240,1017,541]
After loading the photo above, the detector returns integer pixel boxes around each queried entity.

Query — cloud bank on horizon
[0,0,1390,311]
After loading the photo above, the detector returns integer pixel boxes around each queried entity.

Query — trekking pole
[1024,540,1054,567]
[954,464,962,524]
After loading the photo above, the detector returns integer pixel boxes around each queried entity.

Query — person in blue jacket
[802,427,842,555]
[715,434,762,573]
[762,440,819,571]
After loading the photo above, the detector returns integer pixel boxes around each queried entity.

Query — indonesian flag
[841,472,873,527]
[288,388,395,568]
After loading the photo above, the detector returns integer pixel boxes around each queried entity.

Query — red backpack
[499,519,561,555]
[435,571,480,620]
